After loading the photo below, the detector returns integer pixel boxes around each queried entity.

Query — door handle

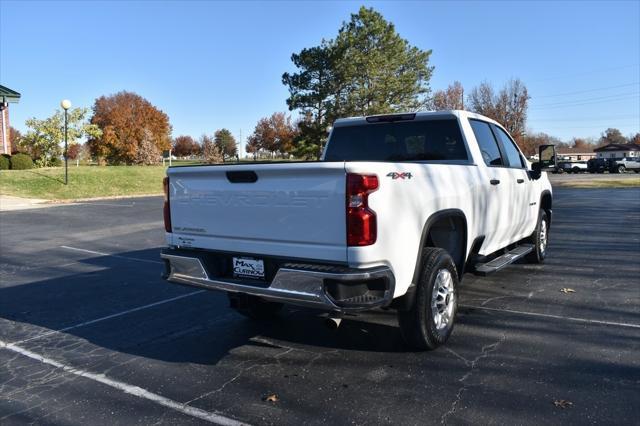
[490,179,500,185]
[517,178,525,184]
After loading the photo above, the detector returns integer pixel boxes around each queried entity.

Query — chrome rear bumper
[161,252,394,311]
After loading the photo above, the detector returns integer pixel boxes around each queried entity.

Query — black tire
[398,248,458,351]
[617,165,626,173]
[634,170,639,174]
[572,167,580,173]
[526,210,549,264]
[228,293,283,320]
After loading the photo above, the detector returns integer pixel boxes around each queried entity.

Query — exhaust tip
[325,316,342,330]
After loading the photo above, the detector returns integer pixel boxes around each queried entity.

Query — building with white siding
[594,143,640,159]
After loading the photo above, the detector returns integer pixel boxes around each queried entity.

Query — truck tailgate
[167,162,348,262]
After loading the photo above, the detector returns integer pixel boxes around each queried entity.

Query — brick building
[0,85,22,155]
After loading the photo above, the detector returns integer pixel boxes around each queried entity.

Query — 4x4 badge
[387,172,412,180]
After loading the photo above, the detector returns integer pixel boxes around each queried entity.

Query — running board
[473,244,534,276]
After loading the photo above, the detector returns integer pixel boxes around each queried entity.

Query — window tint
[469,120,503,166]
[324,119,468,162]
[493,127,524,168]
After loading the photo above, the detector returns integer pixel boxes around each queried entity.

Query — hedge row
[0,153,34,170]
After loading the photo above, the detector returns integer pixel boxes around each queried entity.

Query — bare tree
[468,81,498,118]
[598,128,627,146]
[135,129,160,165]
[201,134,223,163]
[432,81,464,110]
[468,79,530,150]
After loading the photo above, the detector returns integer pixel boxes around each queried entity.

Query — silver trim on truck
[161,253,395,311]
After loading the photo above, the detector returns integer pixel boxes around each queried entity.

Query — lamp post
[60,99,71,184]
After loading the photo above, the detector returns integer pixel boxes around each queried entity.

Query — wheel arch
[392,209,467,312]
[412,209,468,282]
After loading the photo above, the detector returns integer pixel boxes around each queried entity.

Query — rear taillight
[163,176,172,233]
[346,173,378,246]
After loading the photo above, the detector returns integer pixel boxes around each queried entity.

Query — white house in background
[594,143,640,159]
[556,147,596,161]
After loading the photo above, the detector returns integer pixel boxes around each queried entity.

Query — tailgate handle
[226,171,258,183]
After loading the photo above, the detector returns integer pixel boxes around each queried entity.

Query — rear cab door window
[492,126,525,169]
[469,120,503,167]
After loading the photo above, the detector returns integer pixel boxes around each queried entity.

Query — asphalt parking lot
[0,188,638,425]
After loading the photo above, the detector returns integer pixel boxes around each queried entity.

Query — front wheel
[617,165,626,173]
[526,210,549,264]
[398,248,458,350]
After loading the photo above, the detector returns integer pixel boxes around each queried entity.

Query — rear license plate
[232,257,265,280]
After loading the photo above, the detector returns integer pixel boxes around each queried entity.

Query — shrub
[10,153,34,170]
[0,154,10,170]
[50,157,62,167]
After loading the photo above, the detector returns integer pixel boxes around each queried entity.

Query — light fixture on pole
[60,99,71,185]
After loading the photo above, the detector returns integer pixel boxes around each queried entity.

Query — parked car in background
[587,158,611,173]
[557,160,588,173]
[609,157,640,173]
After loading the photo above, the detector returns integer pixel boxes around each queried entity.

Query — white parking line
[60,245,163,265]
[461,304,640,329]
[13,290,207,345]
[0,339,249,426]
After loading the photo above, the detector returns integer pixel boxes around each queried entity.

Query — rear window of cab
[324,119,469,162]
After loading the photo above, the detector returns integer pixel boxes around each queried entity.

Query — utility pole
[513,93,519,136]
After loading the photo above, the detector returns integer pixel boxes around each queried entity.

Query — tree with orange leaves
[246,112,297,158]
[88,91,171,164]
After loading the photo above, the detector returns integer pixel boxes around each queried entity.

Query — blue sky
[1,0,639,152]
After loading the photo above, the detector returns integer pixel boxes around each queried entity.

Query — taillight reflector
[346,173,378,246]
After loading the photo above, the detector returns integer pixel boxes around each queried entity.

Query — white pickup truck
[161,111,555,350]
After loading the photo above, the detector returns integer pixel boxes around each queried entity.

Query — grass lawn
[0,159,304,200]
[0,166,168,200]
[553,178,640,188]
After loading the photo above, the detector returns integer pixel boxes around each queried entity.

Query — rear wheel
[526,210,549,264]
[228,293,283,320]
[617,165,626,173]
[398,248,458,350]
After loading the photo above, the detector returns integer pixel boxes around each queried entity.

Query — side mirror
[539,144,556,169]
[531,144,556,180]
